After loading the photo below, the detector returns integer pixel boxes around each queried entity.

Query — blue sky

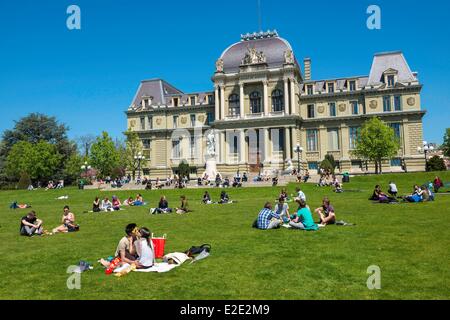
[0,0,449,144]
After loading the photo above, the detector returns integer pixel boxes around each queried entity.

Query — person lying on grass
[53,205,79,233]
[100,223,139,268]
[255,202,282,230]
[10,201,32,210]
[315,197,336,227]
[403,185,424,203]
[20,211,44,236]
[289,199,319,231]
[176,195,190,214]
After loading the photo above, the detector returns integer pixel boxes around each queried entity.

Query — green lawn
[0,172,449,300]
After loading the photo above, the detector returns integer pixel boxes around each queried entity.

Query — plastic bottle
[105,257,121,275]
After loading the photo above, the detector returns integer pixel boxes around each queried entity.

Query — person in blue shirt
[289,199,319,231]
[256,202,282,230]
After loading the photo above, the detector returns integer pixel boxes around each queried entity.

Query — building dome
[219,31,296,73]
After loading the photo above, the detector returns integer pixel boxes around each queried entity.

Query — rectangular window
[328,83,334,93]
[383,96,391,112]
[190,96,196,106]
[387,75,395,87]
[307,104,315,118]
[394,95,402,111]
[147,116,153,129]
[327,128,340,151]
[172,140,181,159]
[308,162,319,170]
[190,114,196,127]
[140,117,145,130]
[173,98,179,107]
[142,139,151,149]
[173,116,178,128]
[307,85,314,95]
[190,136,195,157]
[389,123,401,139]
[329,102,336,117]
[349,126,360,149]
[351,101,358,115]
[349,81,356,91]
[306,129,318,151]
[391,158,402,167]
[208,95,214,105]
[207,112,214,125]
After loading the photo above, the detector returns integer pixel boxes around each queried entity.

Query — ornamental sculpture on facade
[215,58,224,72]
[284,49,294,64]
[242,46,266,65]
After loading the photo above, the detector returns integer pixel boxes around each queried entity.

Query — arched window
[250,91,262,114]
[271,89,284,112]
[228,94,240,117]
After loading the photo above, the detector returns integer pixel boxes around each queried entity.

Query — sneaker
[318,224,326,228]
[150,208,156,214]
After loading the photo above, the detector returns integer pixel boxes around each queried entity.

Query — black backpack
[185,244,211,257]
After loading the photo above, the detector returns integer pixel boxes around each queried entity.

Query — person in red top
[433,176,444,193]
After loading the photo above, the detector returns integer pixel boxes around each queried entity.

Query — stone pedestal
[203,156,220,180]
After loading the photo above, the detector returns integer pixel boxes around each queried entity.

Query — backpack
[185,244,211,257]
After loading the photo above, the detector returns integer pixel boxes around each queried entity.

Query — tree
[63,153,85,185]
[89,132,120,177]
[123,130,145,180]
[6,141,63,182]
[427,156,446,172]
[442,128,450,157]
[77,134,96,158]
[352,117,400,174]
[319,158,333,173]
[178,160,190,179]
[17,172,32,190]
[324,154,337,173]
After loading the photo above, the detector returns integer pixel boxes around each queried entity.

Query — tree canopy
[90,131,120,177]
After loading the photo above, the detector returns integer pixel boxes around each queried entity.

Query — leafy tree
[17,172,32,190]
[123,130,145,180]
[178,160,190,179]
[427,156,446,172]
[6,141,63,182]
[90,132,120,177]
[324,154,337,173]
[319,158,333,173]
[63,153,85,185]
[442,128,450,157]
[352,117,400,174]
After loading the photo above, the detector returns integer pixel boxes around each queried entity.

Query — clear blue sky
[0,0,449,144]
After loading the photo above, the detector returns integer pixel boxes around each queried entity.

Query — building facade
[126,31,426,178]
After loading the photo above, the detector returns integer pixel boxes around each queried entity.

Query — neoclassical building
[126,31,426,178]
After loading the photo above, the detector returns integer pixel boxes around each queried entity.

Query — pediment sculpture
[284,49,294,64]
[242,46,266,65]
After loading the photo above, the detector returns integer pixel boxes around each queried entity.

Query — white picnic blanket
[113,262,177,273]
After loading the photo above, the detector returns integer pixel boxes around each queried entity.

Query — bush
[320,158,333,173]
[427,156,446,172]
[178,160,190,178]
[325,154,337,171]
[17,172,31,189]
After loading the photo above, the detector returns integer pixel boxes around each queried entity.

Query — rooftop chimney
[304,58,311,81]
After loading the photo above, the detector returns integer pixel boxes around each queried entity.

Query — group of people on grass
[254,187,336,231]
[20,206,79,237]
[92,194,144,212]
[202,191,233,204]
[370,179,440,203]
[150,195,190,215]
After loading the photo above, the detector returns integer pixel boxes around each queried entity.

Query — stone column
[263,128,270,164]
[285,127,291,161]
[219,131,226,164]
[214,86,220,121]
[284,78,289,115]
[239,83,245,119]
[220,85,225,120]
[263,81,269,116]
[290,79,296,115]
[239,129,246,163]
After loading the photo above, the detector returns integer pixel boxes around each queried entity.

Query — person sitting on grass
[404,185,424,203]
[369,185,389,202]
[175,195,190,214]
[274,197,290,224]
[134,227,155,269]
[295,187,306,202]
[10,201,32,210]
[92,197,101,213]
[303,169,310,183]
[254,202,282,230]
[155,178,163,189]
[151,196,173,214]
[289,199,319,231]
[20,211,44,236]
[112,196,122,211]
[279,188,289,202]
[315,197,336,227]
[388,181,398,198]
[100,223,139,268]
[218,191,230,204]
[123,197,135,206]
[422,185,435,202]
[101,197,114,212]
[134,194,144,206]
[202,191,212,204]
[53,205,79,233]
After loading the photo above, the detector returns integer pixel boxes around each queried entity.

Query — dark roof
[220,36,297,73]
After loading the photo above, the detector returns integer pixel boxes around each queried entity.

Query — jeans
[267,219,282,229]
[289,221,306,230]
[21,226,43,236]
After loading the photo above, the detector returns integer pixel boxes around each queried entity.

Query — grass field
[0,172,449,300]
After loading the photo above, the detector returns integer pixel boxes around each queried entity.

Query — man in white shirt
[295,187,306,202]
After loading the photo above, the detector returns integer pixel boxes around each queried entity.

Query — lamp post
[417,141,434,171]
[80,162,91,176]
[134,152,145,183]
[294,144,303,174]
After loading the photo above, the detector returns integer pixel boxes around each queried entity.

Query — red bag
[151,234,167,259]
